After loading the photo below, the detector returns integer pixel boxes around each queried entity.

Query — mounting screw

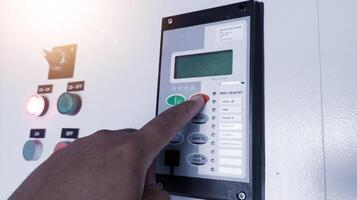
[167,18,173,24]
[157,182,163,189]
[237,191,246,200]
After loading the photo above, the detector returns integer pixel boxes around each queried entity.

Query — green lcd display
[174,50,233,79]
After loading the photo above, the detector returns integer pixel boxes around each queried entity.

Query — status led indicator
[27,95,48,116]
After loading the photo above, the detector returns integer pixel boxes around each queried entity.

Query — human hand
[10,95,206,200]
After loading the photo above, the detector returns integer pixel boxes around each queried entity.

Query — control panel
[22,44,85,161]
[156,1,264,200]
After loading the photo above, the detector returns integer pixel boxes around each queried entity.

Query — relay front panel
[155,1,265,200]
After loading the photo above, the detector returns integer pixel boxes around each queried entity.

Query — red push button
[190,94,210,103]
[54,141,71,152]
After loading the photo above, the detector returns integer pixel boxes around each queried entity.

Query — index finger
[139,95,206,158]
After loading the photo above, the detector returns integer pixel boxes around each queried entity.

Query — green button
[57,93,82,115]
[166,95,186,106]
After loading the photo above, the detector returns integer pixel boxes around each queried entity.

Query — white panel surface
[318,1,357,200]
[263,0,325,199]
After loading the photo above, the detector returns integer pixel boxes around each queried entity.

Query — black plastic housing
[155,1,265,199]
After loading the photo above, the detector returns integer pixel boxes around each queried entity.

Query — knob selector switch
[57,93,82,115]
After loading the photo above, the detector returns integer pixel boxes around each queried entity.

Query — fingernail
[190,94,209,103]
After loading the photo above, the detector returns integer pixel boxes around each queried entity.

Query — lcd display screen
[174,50,233,79]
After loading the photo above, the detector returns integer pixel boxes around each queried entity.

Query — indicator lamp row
[27,93,82,117]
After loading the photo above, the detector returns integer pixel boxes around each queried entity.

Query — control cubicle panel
[156,1,264,200]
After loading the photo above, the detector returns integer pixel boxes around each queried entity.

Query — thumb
[142,164,170,200]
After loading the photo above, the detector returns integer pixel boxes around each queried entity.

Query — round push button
[23,140,43,161]
[54,141,71,152]
[27,95,49,116]
[57,93,82,115]
[166,94,186,106]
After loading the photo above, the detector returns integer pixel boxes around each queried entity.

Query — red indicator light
[27,95,48,116]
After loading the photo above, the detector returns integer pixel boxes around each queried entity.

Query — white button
[219,158,243,166]
[219,123,243,130]
[220,106,242,113]
[219,149,243,157]
[219,140,243,148]
[27,95,48,116]
[219,166,242,176]
[219,132,243,139]
[220,98,242,105]
[220,114,242,122]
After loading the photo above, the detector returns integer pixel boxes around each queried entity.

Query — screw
[157,182,163,189]
[237,191,246,200]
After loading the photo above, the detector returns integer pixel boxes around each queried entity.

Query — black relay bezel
[155,1,265,199]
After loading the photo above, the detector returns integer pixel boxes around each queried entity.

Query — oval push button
[191,113,209,124]
[187,153,207,166]
[23,140,43,161]
[188,133,208,145]
[166,94,186,106]
[170,133,184,145]
[190,93,210,103]
[57,93,82,115]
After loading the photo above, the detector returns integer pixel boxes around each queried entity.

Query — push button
[23,140,43,161]
[187,153,207,166]
[27,95,49,116]
[170,133,184,145]
[166,94,186,106]
[191,113,209,124]
[54,141,71,152]
[188,133,208,145]
[190,93,210,102]
[57,93,82,115]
